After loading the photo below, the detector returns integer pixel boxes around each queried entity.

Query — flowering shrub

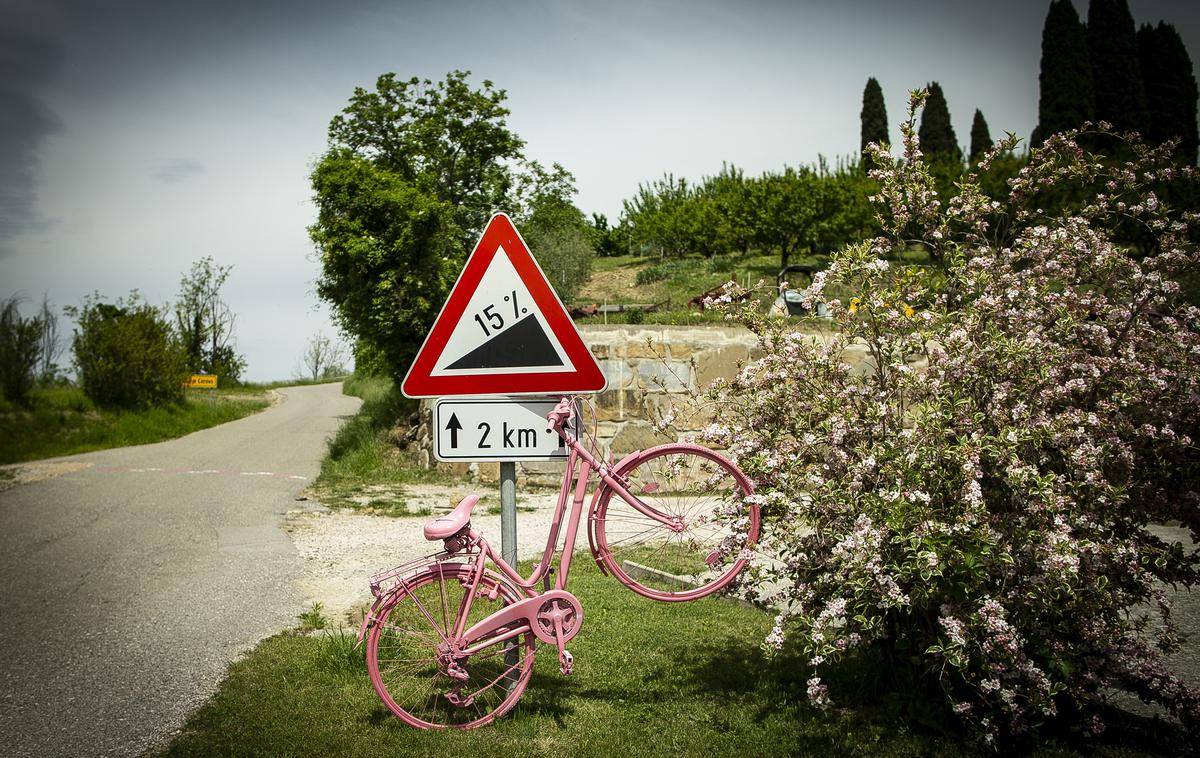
[706,91,1200,744]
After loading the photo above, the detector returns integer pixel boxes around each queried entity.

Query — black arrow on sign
[446,413,462,448]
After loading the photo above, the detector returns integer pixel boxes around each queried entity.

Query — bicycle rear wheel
[593,443,759,601]
[366,563,535,729]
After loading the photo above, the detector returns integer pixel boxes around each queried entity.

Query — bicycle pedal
[446,661,470,682]
[558,649,574,676]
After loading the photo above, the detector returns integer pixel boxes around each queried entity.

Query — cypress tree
[918,82,961,162]
[860,77,889,171]
[1138,22,1199,165]
[1088,0,1149,135]
[1033,0,1093,147]
[969,109,993,163]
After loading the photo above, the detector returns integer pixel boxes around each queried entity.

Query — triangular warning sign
[401,213,607,398]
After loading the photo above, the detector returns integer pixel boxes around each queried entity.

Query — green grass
[309,375,452,513]
[158,556,1182,757]
[0,385,271,464]
[157,558,871,756]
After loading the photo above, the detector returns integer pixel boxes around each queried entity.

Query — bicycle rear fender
[355,595,388,648]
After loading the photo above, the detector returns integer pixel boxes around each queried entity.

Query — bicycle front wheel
[366,563,535,729]
[594,443,759,602]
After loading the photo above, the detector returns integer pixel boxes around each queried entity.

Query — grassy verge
[307,375,452,515]
[160,556,1179,757]
[0,385,272,464]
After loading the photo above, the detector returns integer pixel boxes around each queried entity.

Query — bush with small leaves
[707,91,1200,745]
[67,292,188,410]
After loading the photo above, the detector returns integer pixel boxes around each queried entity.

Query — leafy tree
[860,77,889,171]
[917,82,960,162]
[1032,0,1093,147]
[968,109,992,164]
[351,337,389,377]
[818,158,880,252]
[310,71,529,379]
[1138,22,1199,165]
[67,292,187,409]
[621,174,697,258]
[0,295,44,405]
[589,213,622,257]
[1088,0,1148,135]
[704,164,756,255]
[519,167,596,304]
[523,209,596,304]
[175,257,245,383]
[755,166,820,268]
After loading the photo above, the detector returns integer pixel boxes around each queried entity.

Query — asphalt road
[0,383,361,756]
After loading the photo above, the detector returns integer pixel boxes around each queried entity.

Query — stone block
[519,460,568,489]
[476,462,501,484]
[593,388,640,421]
[610,422,674,457]
[626,340,670,359]
[596,421,621,440]
[598,359,632,390]
[633,360,691,393]
[668,343,694,359]
[694,346,748,390]
[646,394,714,434]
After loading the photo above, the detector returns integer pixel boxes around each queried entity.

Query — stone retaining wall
[416,325,761,486]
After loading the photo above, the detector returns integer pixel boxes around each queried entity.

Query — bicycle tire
[593,443,759,602]
[366,563,535,729]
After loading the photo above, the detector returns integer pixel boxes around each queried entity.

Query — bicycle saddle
[423,494,480,540]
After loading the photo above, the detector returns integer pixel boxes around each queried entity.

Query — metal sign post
[500,461,517,567]
[500,461,519,692]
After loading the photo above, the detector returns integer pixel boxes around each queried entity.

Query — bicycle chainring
[534,596,583,644]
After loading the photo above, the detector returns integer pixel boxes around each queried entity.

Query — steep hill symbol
[444,314,564,370]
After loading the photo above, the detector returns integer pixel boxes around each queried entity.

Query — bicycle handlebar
[545,397,574,433]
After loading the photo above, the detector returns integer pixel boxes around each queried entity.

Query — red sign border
[401,213,607,398]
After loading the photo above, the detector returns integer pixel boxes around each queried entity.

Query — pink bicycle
[356,396,760,729]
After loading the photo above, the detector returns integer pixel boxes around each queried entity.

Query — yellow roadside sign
[186,374,218,389]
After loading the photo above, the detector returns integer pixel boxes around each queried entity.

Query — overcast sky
[1,0,1197,382]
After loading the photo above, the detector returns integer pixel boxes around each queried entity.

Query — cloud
[153,158,206,184]
[0,4,67,256]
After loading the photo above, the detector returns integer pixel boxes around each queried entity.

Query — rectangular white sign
[434,397,576,461]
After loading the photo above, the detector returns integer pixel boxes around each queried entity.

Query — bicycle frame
[358,396,679,655]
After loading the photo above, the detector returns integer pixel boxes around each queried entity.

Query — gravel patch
[285,485,568,625]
